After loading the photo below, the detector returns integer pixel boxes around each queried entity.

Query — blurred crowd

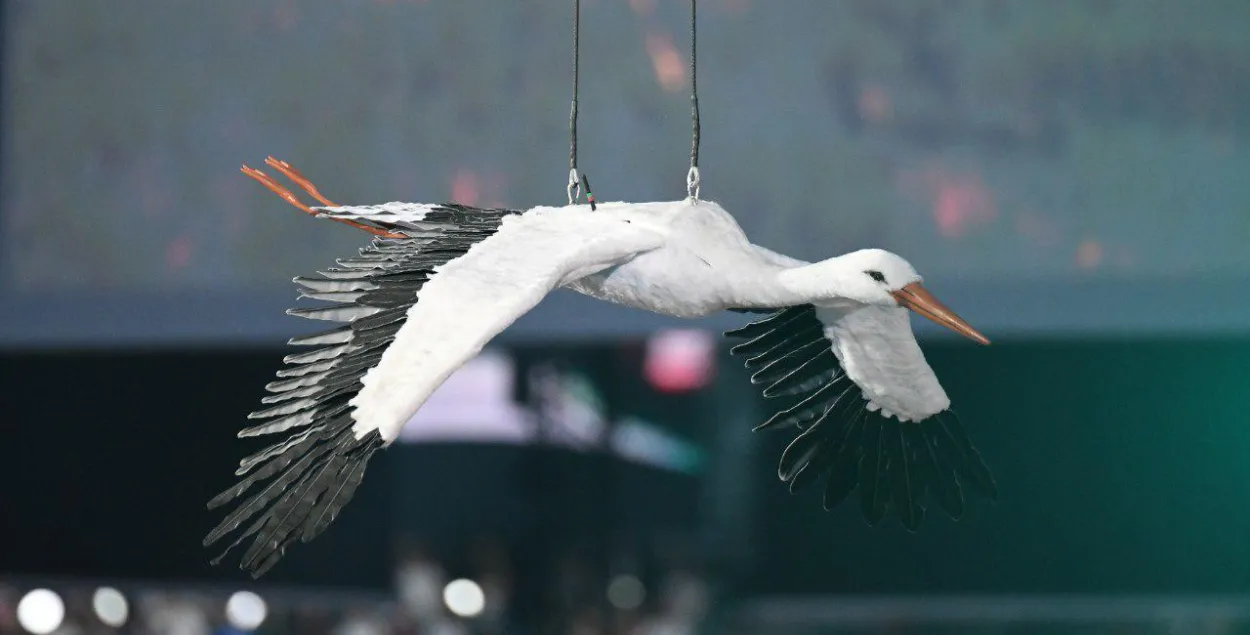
[389,539,710,635]
[0,538,709,635]
[6,555,1250,635]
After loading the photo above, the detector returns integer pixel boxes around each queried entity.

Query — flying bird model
[205,158,997,577]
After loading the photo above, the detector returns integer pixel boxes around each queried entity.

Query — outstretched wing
[206,203,663,577]
[726,304,996,531]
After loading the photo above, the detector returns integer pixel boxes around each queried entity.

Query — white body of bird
[207,161,998,578]
[336,199,953,440]
[564,199,799,317]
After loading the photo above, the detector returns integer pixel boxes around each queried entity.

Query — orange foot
[240,159,406,239]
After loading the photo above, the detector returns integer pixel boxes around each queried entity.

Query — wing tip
[768,405,996,531]
[205,428,385,577]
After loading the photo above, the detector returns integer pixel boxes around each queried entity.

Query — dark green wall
[4,338,1250,594]
[746,337,1250,595]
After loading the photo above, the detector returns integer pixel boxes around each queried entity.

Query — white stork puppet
[205,158,997,577]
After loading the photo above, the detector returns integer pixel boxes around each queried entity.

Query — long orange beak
[891,282,990,345]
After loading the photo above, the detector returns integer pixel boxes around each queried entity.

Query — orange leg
[241,165,317,215]
[264,156,338,207]
[240,161,405,239]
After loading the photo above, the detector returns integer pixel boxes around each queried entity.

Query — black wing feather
[821,408,867,510]
[206,204,521,577]
[727,304,996,530]
[858,418,888,524]
[934,413,998,500]
[906,421,964,519]
[885,417,924,530]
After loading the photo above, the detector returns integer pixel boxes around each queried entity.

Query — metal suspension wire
[687,0,701,200]
[567,0,582,204]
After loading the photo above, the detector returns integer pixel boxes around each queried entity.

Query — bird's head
[788,249,990,345]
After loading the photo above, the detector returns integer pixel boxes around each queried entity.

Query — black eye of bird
[865,270,886,283]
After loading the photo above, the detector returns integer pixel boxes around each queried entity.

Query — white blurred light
[225,591,268,630]
[606,574,646,610]
[442,579,485,617]
[17,589,65,635]
[92,587,129,627]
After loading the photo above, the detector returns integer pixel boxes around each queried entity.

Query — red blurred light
[644,329,715,393]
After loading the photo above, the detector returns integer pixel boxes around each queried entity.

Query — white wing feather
[350,207,665,441]
[816,305,950,422]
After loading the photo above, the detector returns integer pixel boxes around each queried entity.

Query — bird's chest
[565,246,731,318]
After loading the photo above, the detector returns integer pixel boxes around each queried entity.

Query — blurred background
[2,0,1250,633]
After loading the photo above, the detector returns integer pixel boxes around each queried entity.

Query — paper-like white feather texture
[817,305,950,422]
[316,202,436,221]
[349,205,665,441]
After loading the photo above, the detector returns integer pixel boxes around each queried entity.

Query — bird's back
[564,199,787,317]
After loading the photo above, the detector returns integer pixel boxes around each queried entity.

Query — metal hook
[567,168,581,205]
